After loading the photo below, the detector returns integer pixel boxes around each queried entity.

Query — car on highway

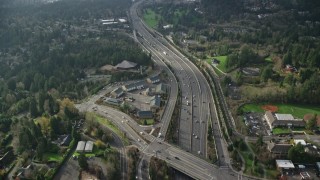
[174,157,180,160]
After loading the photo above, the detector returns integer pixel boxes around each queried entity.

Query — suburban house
[267,142,292,158]
[155,83,167,95]
[104,98,121,106]
[76,141,94,153]
[147,75,160,84]
[60,134,71,146]
[150,95,161,112]
[16,164,34,179]
[0,150,14,168]
[264,111,305,129]
[276,159,295,174]
[137,110,153,119]
[115,60,137,70]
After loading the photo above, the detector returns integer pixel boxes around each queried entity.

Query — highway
[130,0,219,160]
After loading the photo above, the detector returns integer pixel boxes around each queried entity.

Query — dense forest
[144,0,320,104]
[0,0,151,178]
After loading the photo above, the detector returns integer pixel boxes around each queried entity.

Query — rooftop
[275,114,294,121]
[265,111,275,124]
[112,87,123,94]
[148,75,160,82]
[85,141,94,151]
[150,95,161,107]
[155,83,167,93]
[115,60,137,69]
[276,159,295,168]
[294,139,307,146]
[76,141,86,152]
[268,142,292,154]
[105,98,120,104]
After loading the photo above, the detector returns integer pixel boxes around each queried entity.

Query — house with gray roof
[104,98,121,106]
[267,142,292,158]
[111,87,124,98]
[137,110,153,119]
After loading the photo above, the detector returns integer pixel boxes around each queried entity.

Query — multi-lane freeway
[76,0,285,180]
[129,0,226,161]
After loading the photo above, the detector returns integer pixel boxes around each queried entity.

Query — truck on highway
[186,101,189,106]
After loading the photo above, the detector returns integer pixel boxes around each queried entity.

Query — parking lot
[127,92,152,111]
[243,112,270,136]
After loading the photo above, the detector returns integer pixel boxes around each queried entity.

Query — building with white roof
[294,139,307,146]
[76,141,86,152]
[275,114,294,121]
[264,111,305,129]
[84,141,94,153]
[276,159,295,173]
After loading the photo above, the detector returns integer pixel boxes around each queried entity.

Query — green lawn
[265,57,272,62]
[241,151,254,174]
[94,114,130,145]
[241,103,320,119]
[272,127,291,135]
[43,153,63,162]
[207,56,228,72]
[143,8,159,28]
[139,119,154,125]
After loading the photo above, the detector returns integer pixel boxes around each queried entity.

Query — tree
[261,66,273,82]
[72,126,80,141]
[287,143,310,163]
[256,135,264,147]
[78,153,88,170]
[7,79,16,91]
[306,114,317,130]
[29,97,38,117]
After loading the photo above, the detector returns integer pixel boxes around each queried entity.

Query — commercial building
[267,142,292,158]
[137,110,153,119]
[76,141,94,153]
[276,159,295,174]
[293,139,307,146]
[122,81,146,92]
[76,141,86,152]
[147,75,160,84]
[111,87,124,98]
[264,111,305,129]
[84,141,94,153]
[104,98,121,106]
